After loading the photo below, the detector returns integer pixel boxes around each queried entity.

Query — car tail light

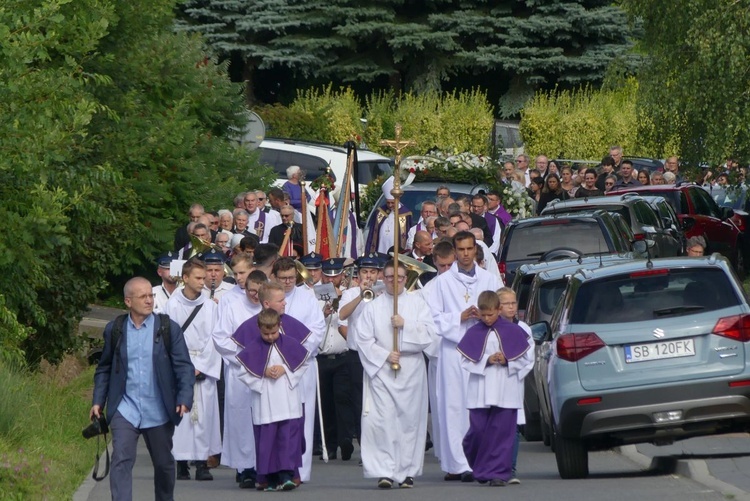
[498,261,506,282]
[633,233,646,241]
[729,380,750,388]
[713,314,750,342]
[630,269,669,278]
[556,332,605,362]
[577,397,602,406]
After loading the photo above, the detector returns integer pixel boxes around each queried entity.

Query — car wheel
[553,425,588,479]
[522,418,542,442]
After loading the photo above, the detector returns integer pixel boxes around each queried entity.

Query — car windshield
[358,160,393,185]
[570,267,740,324]
[506,220,610,261]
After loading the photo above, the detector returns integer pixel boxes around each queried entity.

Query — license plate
[624,338,696,363]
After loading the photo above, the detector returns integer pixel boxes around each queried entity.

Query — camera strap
[180,304,204,333]
[92,432,110,481]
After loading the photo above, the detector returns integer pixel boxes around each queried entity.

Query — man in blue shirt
[91,276,195,500]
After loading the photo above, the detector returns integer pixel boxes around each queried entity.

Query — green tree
[178,0,634,114]
[622,0,750,165]
[0,0,271,364]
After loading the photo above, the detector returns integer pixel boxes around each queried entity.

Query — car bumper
[556,379,750,446]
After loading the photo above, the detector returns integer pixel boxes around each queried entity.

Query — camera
[82,415,109,439]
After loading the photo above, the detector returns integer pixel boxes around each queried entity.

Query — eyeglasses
[383,275,406,281]
[281,213,294,218]
[128,293,155,300]
[605,182,615,186]
[277,275,296,282]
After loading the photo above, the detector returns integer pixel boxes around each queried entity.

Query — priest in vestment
[165,259,222,481]
[356,260,436,488]
[428,231,502,481]
[364,176,412,255]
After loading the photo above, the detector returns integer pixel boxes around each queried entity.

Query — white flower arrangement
[498,182,535,220]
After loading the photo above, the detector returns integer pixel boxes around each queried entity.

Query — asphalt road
[76,440,727,501]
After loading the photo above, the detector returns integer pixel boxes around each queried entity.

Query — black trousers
[317,353,356,452]
[346,350,364,441]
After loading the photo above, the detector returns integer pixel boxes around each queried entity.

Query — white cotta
[428,263,501,474]
[418,278,442,459]
[164,291,222,461]
[211,292,261,470]
[356,290,436,483]
[284,285,326,482]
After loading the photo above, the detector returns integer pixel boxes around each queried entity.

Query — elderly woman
[282,165,306,211]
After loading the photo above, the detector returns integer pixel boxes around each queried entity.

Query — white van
[258,138,393,200]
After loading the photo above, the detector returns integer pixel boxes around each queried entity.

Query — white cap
[381,176,395,201]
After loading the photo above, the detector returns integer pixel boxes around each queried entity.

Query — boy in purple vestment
[236,309,309,491]
[457,291,533,486]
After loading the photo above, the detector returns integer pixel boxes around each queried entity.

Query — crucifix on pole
[379,124,416,372]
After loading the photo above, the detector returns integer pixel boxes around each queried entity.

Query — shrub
[289,85,364,145]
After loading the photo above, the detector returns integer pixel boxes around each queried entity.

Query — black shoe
[425,439,433,451]
[238,468,256,489]
[341,440,354,461]
[444,473,462,481]
[176,461,190,480]
[378,478,393,489]
[489,478,507,487]
[399,477,414,488]
[319,451,337,460]
[312,445,323,456]
[194,461,213,481]
[461,471,474,482]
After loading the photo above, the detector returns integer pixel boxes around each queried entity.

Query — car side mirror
[530,321,551,345]
[721,207,735,220]
[681,216,696,232]
[661,216,673,228]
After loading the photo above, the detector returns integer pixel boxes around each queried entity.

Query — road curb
[618,445,750,501]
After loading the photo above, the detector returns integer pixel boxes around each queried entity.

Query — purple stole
[236,334,309,379]
[364,203,413,254]
[233,313,311,349]
[253,210,266,239]
[483,212,498,236]
[457,317,529,363]
[490,206,512,226]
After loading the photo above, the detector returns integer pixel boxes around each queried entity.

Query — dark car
[609,183,743,274]
[532,255,750,479]
[706,185,750,266]
[542,194,682,258]
[497,211,639,285]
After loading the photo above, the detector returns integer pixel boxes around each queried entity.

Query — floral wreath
[310,173,335,192]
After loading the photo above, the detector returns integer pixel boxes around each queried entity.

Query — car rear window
[505,220,611,261]
[570,268,740,324]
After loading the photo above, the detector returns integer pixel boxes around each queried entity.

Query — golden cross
[379,124,416,168]
[464,290,471,303]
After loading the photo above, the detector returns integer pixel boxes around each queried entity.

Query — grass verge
[0,357,98,500]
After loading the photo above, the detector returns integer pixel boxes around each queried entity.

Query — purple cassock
[456,317,529,363]
[490,205,512,226]
[233,313,311,350]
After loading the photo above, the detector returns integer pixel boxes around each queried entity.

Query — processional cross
[379,124,416,373]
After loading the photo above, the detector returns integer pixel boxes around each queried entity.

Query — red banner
[315,189,334,259]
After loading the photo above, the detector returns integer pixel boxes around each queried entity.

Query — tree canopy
[178,0,635,113]
[0,0,271,364]
[622,0,750,165]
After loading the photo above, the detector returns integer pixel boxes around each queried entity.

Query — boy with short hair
[236,309,309,491]
[497,287,534,484]
[457,290,533,486]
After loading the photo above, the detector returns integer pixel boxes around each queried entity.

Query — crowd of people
[89,163,550,499]
[90,145,734,498]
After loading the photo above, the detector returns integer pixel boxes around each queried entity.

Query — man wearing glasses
[268,206,304,258]
[514,155,531,187]
[356,260,436,489]
[91,277,194,500]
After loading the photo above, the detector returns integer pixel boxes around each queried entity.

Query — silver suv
[532,255,750,479]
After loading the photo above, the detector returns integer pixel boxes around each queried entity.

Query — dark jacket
[92,314,195,426]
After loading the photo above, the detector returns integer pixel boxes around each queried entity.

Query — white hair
[286,165,301,179]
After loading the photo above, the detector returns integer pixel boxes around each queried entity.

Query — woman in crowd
[560,166,578,197]
[528,176,545,215]
[536,174,570,215]
[604,175,618,193]
[637,169,651,185]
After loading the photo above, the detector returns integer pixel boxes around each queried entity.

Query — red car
[609,183,744,274]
